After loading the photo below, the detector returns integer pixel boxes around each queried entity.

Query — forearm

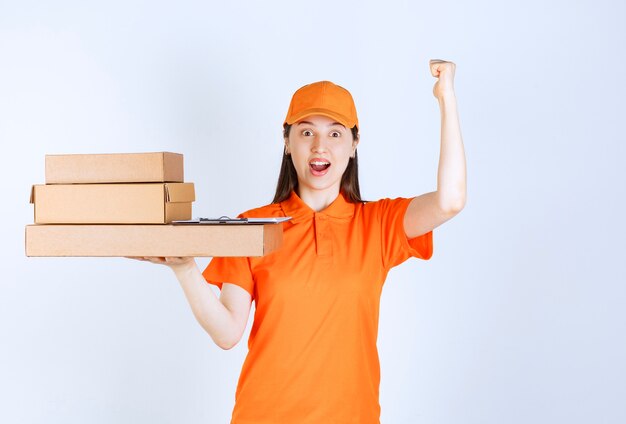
[436,92,467,211]
[172,261,239,349]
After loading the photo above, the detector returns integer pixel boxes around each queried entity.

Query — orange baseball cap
[283,80,359,130]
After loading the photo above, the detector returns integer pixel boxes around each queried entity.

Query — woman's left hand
[429,59,456,99]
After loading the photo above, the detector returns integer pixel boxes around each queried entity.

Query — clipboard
[172,216,292,225]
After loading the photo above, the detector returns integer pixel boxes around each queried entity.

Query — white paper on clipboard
[172,216,292,225]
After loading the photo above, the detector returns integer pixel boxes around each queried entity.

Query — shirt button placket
[315,214,332,257]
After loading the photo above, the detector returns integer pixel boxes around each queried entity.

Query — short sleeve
[378,197,434,269]
[202,256,255,299]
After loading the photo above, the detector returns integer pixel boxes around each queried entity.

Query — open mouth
[309,159,331,176]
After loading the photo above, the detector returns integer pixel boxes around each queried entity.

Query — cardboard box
[31,183,195,224]
[45,152,184,184]
[25,224,283,257]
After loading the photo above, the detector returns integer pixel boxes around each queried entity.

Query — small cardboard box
[30,183,195,224]
[25,224,283,257]
[45,152,184,184]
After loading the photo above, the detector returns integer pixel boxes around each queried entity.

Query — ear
[351,136,359,158]
[284,141,290,155]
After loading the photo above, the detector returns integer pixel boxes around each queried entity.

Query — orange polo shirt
[203,190,433,424]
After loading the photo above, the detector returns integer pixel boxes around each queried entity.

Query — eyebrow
[296,121,346,128]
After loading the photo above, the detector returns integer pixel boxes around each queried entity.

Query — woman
[134,59,466,423]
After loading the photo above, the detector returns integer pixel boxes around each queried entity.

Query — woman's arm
[404,59,467,239]
[129,257,252,350]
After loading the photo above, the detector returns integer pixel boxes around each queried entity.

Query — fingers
[126,256,166,264]
[429,59,456,77]
[127,256,192,266]
[164,257,189,264]
[148,257,169,264]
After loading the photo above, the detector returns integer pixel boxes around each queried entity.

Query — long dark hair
[272,124,362,204]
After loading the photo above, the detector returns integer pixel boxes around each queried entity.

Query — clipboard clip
[198,216,247,224]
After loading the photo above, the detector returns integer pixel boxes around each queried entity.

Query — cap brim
[284,108,357,129]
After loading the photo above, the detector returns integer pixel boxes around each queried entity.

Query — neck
[296,186,341,212]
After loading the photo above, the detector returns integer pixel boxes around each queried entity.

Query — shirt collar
[280,190,356,223]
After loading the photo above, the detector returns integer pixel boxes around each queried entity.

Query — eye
[302,129,314,136]
[330,131,341,138]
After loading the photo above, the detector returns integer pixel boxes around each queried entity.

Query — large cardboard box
[45,152,184,184]
[25,224,283,257]
[30,183,195,224]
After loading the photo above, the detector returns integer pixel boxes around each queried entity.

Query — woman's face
[285,114,358,199]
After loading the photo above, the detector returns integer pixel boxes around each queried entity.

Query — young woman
[133,59,466,423]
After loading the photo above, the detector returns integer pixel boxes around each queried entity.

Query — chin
[302,180,341,194]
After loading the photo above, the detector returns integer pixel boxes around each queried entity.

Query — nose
[311,135,328,153]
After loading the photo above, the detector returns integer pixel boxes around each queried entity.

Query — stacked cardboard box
[25,152,282,257]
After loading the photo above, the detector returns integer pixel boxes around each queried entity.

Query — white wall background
[2,0,625,423]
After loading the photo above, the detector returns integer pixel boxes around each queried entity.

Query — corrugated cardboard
[30,183,195,224]
[25,224,283,257]
[45,152,184,184]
